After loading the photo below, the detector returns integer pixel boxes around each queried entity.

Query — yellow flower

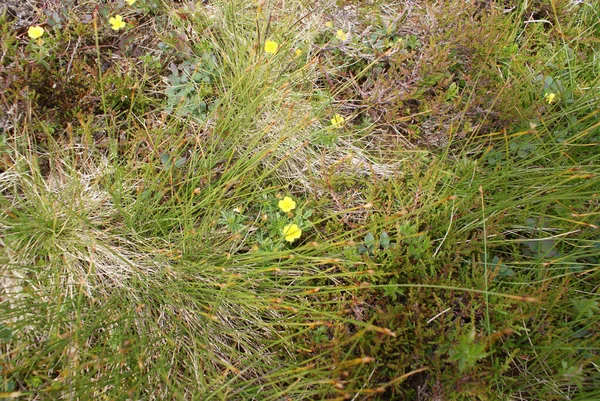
[125,0,136,4]
[544,92,556,104]
[27,26,44,39]
[336,29,348,41]
[295,49,303,57]
[283,224,302,243]
[278,196,296,212]
[109,15,126,31]
[264,40,279,54]
[330,114,345,128]
[325,21,334,28]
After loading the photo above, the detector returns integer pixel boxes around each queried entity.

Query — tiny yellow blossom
[264,40,279,54]
[544,92,556,104]
[295,49,303,57]
[336,29,348,41]
[109,15,126,31]
[325,21,334,28]
[125,0,137,5]
[330,114,345,128]
[278,196,296,212]
[283,224,302,243]
[28,26,44,39]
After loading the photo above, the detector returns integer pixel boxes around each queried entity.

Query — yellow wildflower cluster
[278,196,302,243]
[335,29,348,42]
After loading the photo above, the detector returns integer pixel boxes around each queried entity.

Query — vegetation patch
[1,0,599,399]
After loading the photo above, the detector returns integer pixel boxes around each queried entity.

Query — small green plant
[444,81,460,102]
[164,53,219,119]
[398,223,431,258]
[311,325,330,344]
[357,230,392,255]
[404,34,422,50]
[489,255,514,280]
[218,208,247,233]
[442,326,489,373]
[159,153,187,171]
[216,195,313,251]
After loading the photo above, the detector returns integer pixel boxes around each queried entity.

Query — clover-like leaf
[160,153,172,169]
[364,232,375,248]
[379,231,390,249]
[358,244,368,255]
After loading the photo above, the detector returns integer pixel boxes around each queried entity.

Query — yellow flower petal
[278,196,296,213]
[544,92,556,104]
[125,0,137,5]
[27,26,44,39]
[109,15,126,31]
[330,114,345,128]
[283,224,302,243]
[264,40,279,54]
[335,29,348,42]
[295,49,303,57]
[325,21,334,28]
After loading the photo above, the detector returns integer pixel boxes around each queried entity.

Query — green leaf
[364,232,375,248]
[160,153,172,169]
[448,328,489,372]
[379,231,390,249]
[358,244,368,255]
[445,82,459,101]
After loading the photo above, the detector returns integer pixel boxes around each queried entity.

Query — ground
[1,0,599,400]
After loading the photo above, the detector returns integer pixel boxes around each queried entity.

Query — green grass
[1,0,599,399]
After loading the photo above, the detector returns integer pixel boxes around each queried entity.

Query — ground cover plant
[1,0,599,399]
